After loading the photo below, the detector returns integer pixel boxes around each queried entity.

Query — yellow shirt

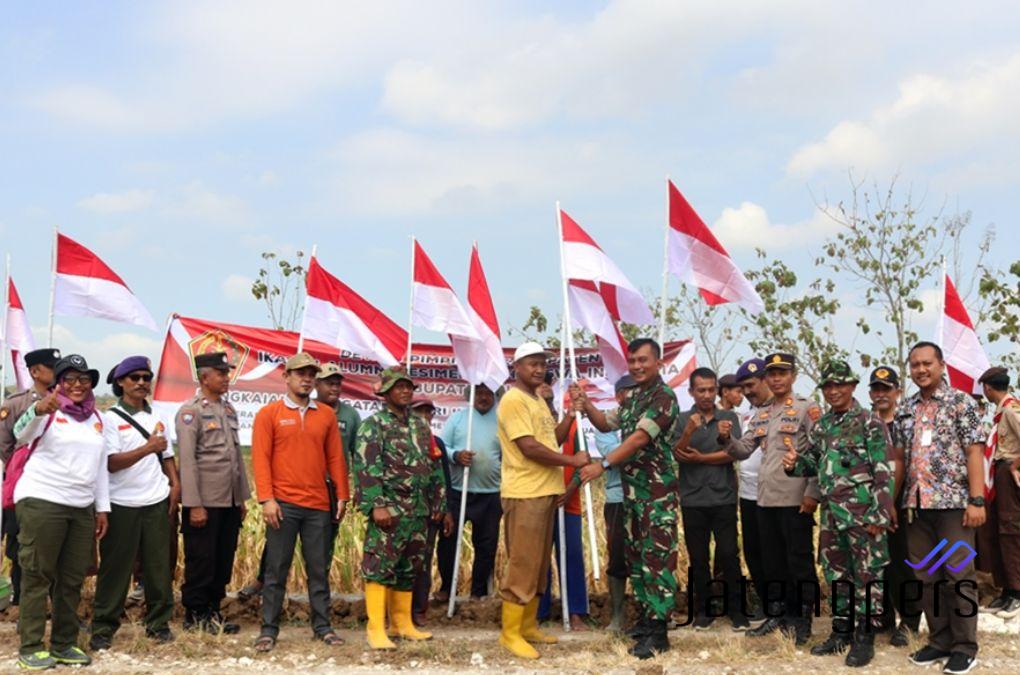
[497,387,564,499]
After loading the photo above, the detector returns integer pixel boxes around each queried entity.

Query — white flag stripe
[568,284,628,384]
[668,229,765,314]
[5,305,35,389]
[303,296,401,367]
[942,314,990,395]
[53,273,159,332]
[562,241,644,297]
[451,306,508,391]
[412,283,479,340]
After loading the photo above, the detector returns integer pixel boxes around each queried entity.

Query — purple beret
[109,355,154,383]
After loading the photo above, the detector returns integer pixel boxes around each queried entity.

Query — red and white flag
[940,272,990,396]
[666,180,765,315]
[568,279,629,384]
[560,209,654,325]
[53,233,158,331]
[450,245,509,391]
[5,278,36,389]
[412,240,478,341]
[301,256,408,367]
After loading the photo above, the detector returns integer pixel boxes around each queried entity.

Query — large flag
[559,209,654,325]
[412,240,478,341]
[450,245,509,391]
[940,272,990,396]
[300,256,407,367]
[5,278,35,389]
[53,233,159,331]
[568,279,629,384]
[666,180,765,314]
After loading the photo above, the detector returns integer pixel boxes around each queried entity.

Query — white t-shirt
[737,406,762,501]
[103,406,174,508]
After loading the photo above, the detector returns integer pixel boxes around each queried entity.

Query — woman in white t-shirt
[12,354,109,670]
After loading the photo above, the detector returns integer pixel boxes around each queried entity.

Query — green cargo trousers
[16,497,95,656]
[92,499,173,639]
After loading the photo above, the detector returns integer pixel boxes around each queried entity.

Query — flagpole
[556,317,570,632]
[1,254,9,407]
[658,176,671,348]
[446,384,474,618]
[296,244,317,354]
[555,204,601,584]
[47,226,58,347]
[406,236,416,370]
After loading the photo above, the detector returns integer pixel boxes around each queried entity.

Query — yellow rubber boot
[520,596,558,644]
[388,589,432,640]
[500,601,540,659]
[364,582,396,650]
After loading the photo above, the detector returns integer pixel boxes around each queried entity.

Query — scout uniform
[787,360,894,667]
[176,352,250,632]
[725,352,822,643]
[354,367,445,649]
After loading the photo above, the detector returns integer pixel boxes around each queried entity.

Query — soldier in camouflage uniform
[354,367,446,650]
[783,359,895,668]
[575,337,681,659]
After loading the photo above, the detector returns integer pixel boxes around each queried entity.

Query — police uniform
[725,352,821,641]
[175,352,250,630]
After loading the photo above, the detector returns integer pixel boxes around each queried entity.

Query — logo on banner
[188,329,250,384]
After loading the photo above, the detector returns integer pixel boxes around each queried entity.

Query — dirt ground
[0,594,1017,673]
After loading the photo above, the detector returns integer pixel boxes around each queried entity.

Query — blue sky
[1,1,1018,386]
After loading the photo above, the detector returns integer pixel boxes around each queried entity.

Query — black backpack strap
[109,407,151,440]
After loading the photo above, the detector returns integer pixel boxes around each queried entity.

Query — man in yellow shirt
[497,342,586,659]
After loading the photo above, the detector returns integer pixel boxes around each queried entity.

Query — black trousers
[261,503,331,638]
[181,506,241,615]
[757,505,817,620]
[412,520,442,616]
[3,509,21,604]
[604,502,628,579]
[739,498,767,607]
[882,507,922,630]
[436,491,501,598]
[682,504,743,618]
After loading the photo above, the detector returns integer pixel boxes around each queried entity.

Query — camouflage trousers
[623,496,679,621]
[361,515,429,591]
[819,522,889,623]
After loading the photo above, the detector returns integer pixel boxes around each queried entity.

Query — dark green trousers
[92,499,172,639]
[16,497,95,655]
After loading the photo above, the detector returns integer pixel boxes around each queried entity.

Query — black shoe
[729,614,750,632]
[183,611,207,632]
[942,652,976,674]
[890,623,912,647]
[693,615,714,631]
[844,621,875,668]
[146,628,175,644]
[979,594,1009,613]
[625,615,650,639]
[629,620,669,660]
[810,619,852,656]
[88,634,112,651]
[748,617,782,637]
[746,606,767,627]
[909,645,951,666]
[209,611,240,635]
[785,618,811,646]
[997,596,1020,619]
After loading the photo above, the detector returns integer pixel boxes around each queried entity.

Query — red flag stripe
[945,363,976,395]
[467,245,500,338]
[699,287,729,306]
[559,210,602,250]
[413,240,453,290]
[8,278,24,310]
[667,180,729,258]
[56,233,130,287]
[943,274,975,330]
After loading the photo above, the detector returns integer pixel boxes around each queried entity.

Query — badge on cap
[875,368,889,379]
[772,355,782,364]
[748,363,758,373]
[70,355,86,369]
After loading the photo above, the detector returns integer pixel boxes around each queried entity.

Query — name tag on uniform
[778,423,798,433]
[920,429,933,447]
[279,419,297,427]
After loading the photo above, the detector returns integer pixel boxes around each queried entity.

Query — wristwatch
[968,496,985,507]
[601,459,611,471]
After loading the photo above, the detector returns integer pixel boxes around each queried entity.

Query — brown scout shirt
[0,389,44,464]
[725,394,822,508]
[175,393,250,508]
[992,396,1020,462]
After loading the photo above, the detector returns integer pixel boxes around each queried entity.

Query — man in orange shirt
[251,353,349,652]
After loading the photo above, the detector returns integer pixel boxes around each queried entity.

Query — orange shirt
[252,397,349,511]
[562,419,582,516]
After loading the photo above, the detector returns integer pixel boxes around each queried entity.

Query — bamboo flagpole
[295,244,317,354]
[657,175,671,348]
[556,317,570,631]
[446,384,475,617]
[47,227,58,347]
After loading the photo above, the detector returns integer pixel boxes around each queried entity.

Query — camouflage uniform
[604,376,680,621]
[354,406,445,591]
[789,384,894,624]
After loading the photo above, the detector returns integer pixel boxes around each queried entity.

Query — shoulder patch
[181,412,195,425]
[0,408,7,420]
[807,405,822,421]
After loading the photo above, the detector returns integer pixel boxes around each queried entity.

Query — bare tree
[251,250,307,331]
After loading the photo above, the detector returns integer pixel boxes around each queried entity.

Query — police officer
[721,352,821,645]
[0,348,59,606]
[354,367,446,650]
[175,352,249,634]
[783,360,895,668]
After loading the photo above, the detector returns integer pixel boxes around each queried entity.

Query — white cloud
[41,324,164,396]
[711,202,838,251]
[221,274,254,303]
[163,182,250,226]
[77,189,155,214]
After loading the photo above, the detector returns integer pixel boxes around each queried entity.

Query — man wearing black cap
[718,374,744,412]
[721,352,822,645]
[175,352,250,634]
[0,347,59,606]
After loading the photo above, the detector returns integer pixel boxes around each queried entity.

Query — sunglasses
[124,373,154,383]
[61,374,93,386]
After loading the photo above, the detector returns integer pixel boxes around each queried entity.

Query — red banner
[153,314,696,444]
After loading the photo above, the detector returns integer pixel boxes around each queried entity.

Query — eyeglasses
[125,373,154,383]
[61,374,93,386]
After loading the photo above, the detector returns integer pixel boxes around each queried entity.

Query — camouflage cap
[285,351,321,372]
[818,359,859,386]
[316,362,345,380]
[376,366,416,395]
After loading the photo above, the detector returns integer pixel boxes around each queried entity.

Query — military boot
[629,619,669,660]
[811,617,853,655]
[844,620,875,668]
[625,613,650,640]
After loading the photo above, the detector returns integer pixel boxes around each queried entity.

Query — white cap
[513,341,554,363]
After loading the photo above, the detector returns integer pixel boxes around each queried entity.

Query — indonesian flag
[940,272,990,396]
[568,279,628,384]
[53,233,159,331]
[559,209,654,325]
[412,240,478,341]
[5,278,35,389]
[666,180,765,315]
[301,257,408,367]
[450,245,509,391]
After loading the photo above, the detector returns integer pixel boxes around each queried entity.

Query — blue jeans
[538,512,588,619]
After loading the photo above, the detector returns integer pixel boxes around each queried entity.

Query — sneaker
[126,582,145,605]
[693,615,715,631]
[979,594,1009,613]
[909,645,951,666]
[51,647,91,666]
[890,623,912,647]
[996,596,1020,619]
[16,651,55,671]
[88,633,112,651]
[747,617,782,637]
[146,627,175,643]
[730,614,750,632]
[942,652,976,674]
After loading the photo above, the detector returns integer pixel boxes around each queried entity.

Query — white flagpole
[1,254,9,407]
[556,317,570,632]
[47,226,58,347]
[658,176,671,348]
[447,384,475,618]
[406,236,416,369]
[555,204,601,583]
[296,244,317,354]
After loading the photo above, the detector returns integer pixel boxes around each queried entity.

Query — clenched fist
[717,420,733,440]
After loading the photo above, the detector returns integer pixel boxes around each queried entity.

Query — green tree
[978,259,1020,371]
[251,250,307,331]
[648,283,749,374]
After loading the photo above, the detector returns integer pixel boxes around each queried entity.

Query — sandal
[317,631,345,646]
[254,635,276,653]
[238,582,263,602]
